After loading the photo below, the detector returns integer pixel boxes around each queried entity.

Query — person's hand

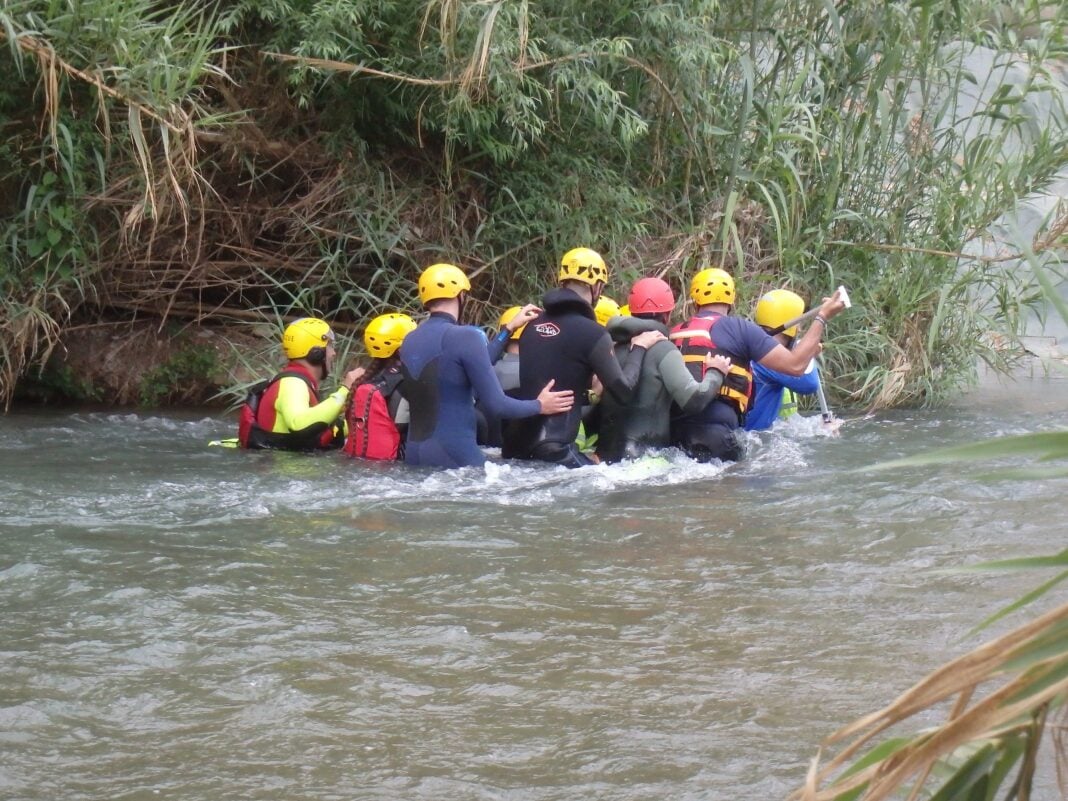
[342,367,366,390]
[630,330,666,349]
[705,353,731,376]
[589,375,603,397]
[507,304,542,332]
[818,288,847,321]
[536,379,574,415]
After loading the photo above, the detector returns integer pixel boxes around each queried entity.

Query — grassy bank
[1,0,1067,409]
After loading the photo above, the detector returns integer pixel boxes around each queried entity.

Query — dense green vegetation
[1,0,1066,408]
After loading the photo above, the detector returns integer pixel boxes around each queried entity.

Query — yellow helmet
[689,267,735,307]
[364,313,417,358]
[283,317,335,361]
[618,304,631,316]
[594,296,620,326]
[755,289,805,337]
[559,247,608,286]
[498,306,526,341]
[418,263,471,305]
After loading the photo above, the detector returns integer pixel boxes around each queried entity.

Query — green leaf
[868,431,1068,471]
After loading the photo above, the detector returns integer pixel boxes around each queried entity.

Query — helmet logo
[535,322,561,337]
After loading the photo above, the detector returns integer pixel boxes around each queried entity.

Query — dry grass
[795,600,1068,801]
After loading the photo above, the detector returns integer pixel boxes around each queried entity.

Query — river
[1,373,1064,801]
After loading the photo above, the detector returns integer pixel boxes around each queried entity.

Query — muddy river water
[1,374,1064,800]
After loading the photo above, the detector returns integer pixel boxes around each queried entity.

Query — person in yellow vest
[244,317,364,451]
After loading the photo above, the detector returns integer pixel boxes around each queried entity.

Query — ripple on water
[1,398,1066,799]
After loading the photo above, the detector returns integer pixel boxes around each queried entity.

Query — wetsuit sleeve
[487,330,508,364]
[753,360,820,394]
[590,332,644,402]
[458,329,541,419]
[275,375,348,432]
[658,347,725,414]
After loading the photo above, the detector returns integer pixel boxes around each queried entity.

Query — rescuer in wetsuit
[502,247,667,468]
[670,268,846,462]
[595,277,732,463]
[248,317,365,451]
[399,263,573,469]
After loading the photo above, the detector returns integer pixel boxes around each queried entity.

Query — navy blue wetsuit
[400,312,541,469]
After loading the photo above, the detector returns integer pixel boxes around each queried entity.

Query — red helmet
[628,277,675,314]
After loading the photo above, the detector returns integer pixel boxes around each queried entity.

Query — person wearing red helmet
[595,277,732,463]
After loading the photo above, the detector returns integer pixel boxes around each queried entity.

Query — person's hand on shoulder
[630,330,666,349]
[342,367,366,390]
[536,379,574,415]
[705,354,731,375]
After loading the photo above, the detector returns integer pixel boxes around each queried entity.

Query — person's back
[596,278,728,462]
[502,288,610,461]
[401,313,499,467]
[743,290,821,431]
[669,270,776,461]
[671,272,847,461]
[479,306,526,448]
[502,248,662,467]
[344,313,414,460]
[400,264,572,469]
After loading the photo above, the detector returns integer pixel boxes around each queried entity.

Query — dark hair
[362,356,398,382]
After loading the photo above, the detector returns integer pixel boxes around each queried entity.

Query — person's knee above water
[670,268,846,462]
[744,289,823,432]
[400,263,573,469]
[241,317,365,451]
[596,277,732,463]
[501,247,666,468]
[343,313,417,461]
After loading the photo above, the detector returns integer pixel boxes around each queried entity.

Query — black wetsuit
[502,288,646,467]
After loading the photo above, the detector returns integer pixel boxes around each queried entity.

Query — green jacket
[596,316,724,462]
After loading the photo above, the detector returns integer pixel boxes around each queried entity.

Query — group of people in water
[237,248,848,469]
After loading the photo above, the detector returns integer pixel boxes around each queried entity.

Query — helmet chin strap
[456,292,468,324]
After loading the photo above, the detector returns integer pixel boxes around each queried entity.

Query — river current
[1,374,1064,801]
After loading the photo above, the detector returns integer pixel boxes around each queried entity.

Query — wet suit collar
[542,287,596,321]
[428,311,458,323]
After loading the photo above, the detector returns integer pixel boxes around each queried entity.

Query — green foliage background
[1,0,1066,406]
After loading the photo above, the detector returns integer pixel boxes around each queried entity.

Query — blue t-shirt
[745,359,821,431]
[681,314,778,427]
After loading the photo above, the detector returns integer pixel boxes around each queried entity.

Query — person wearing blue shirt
[745,289,824,431]
[670,270,846,461]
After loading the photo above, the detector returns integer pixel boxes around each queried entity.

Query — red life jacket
[343,371,404,461]
[238,366,341,451]
[669,314,754,415]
